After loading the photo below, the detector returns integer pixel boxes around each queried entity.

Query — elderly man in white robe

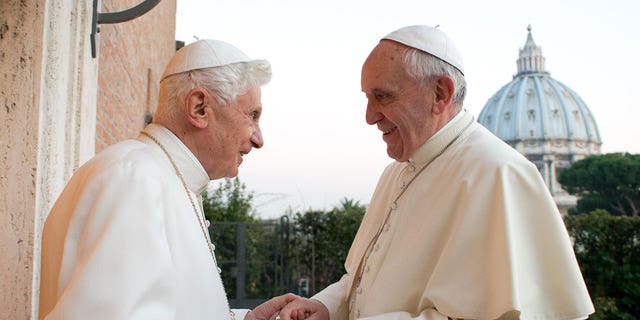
[277,25,594,320]
[39,39,296,320]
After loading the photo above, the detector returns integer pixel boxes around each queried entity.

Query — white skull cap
[161,39,257,81]
[382,25,464,75]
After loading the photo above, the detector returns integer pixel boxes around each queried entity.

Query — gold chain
[142,131,240,319]
[140,131,219,270]
[349,116,475,308]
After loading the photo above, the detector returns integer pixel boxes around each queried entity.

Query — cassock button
[217,267,222,274]
[374,244,380,251]
[383,224,390,231]
[400,181,406,189]
[209,243,216,251]
[391,202,398,210]
[407,159,416,172]
[357,287,363,294]
[365,265,370,273]
[205,220,211,228]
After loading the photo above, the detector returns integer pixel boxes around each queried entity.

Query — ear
[431,76,455,115]
[184,87,211,129]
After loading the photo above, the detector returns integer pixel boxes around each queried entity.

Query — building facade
[0,1,176,319]
[478,25,602,214]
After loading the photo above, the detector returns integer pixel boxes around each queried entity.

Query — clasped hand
[245,295,329,320]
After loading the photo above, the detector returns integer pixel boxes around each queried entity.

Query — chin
[386,148,400,161]
[226,168,240,178]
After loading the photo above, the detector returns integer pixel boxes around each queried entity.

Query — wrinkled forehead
[362,41,411,85]
[365,40,408,65]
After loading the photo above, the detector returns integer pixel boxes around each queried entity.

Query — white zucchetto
[161,39,258,81]
[383,25,464,75]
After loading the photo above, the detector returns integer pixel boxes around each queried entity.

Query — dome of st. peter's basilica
[477,25,602,214]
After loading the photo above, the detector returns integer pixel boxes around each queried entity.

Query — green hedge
[289,199,365,296]
[564,210,640,319]
[205,177,640,317]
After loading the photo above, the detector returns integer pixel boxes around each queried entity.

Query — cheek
[242,125,253,137]
[237,121,254,139]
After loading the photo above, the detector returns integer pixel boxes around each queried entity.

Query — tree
[202,177,265,301]
[201,181,367,303]
[290,198,365,296]
[558,153,640,216]
[564,210,640,319]
[203,177,256,222]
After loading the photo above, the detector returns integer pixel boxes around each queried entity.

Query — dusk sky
[177,0,640,218]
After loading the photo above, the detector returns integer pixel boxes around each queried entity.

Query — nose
[365,101,383,125]
[251,125,264,149]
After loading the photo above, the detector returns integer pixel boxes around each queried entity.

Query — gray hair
[402,47,467,108]
[155,60,272,120]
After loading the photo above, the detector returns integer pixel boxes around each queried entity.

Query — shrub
[565,210,640,319]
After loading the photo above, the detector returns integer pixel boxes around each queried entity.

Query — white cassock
[313,110,594,320]
[39,124,248,320]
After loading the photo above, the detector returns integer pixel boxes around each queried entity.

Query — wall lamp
[91,0,162,58]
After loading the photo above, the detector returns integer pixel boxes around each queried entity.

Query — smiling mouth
[383,127,397,135]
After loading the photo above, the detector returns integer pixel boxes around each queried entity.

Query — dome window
[572,110,580,120]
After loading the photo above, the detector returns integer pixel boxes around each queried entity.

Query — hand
[245,293,299,320]
[277,298,329,320]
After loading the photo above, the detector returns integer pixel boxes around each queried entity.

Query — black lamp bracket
[90,0,162,58]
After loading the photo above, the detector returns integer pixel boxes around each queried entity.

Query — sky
[176,0,640,219]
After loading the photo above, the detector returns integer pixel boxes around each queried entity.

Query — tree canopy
[565,210,640,319]
[558,153,640,216]
[201,179,366,301]
[289,198,366,295]
[203,177,256,222]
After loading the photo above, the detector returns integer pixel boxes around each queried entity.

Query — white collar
[140,124,210,194]
[429,109,465,141]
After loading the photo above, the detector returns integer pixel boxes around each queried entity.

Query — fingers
[275,299,297,320]
[293,308,310,320]
[282,293,300,304]
[268,311,280,320]
[256,293,300,320]
[261,294,327,320]
[277,298,318,320]
[274,293,300,310]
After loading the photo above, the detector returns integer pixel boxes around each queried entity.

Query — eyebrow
[370,88,395,98]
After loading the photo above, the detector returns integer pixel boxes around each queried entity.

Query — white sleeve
[43,165,176,319]
[231,308,250,320]
[358,310,588,320]
[312,277,452,320]
[312,275,350,320]
[358,309,450,320]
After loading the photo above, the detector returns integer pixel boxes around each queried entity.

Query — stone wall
[96,0,177,152]
[0,0,176,318]
[0,1,44,318]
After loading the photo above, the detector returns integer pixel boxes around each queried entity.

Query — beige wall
[0,1,46,318]
[0,0,176,319]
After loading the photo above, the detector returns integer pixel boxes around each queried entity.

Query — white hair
[402,47,467,108]
[155,60,272,121]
